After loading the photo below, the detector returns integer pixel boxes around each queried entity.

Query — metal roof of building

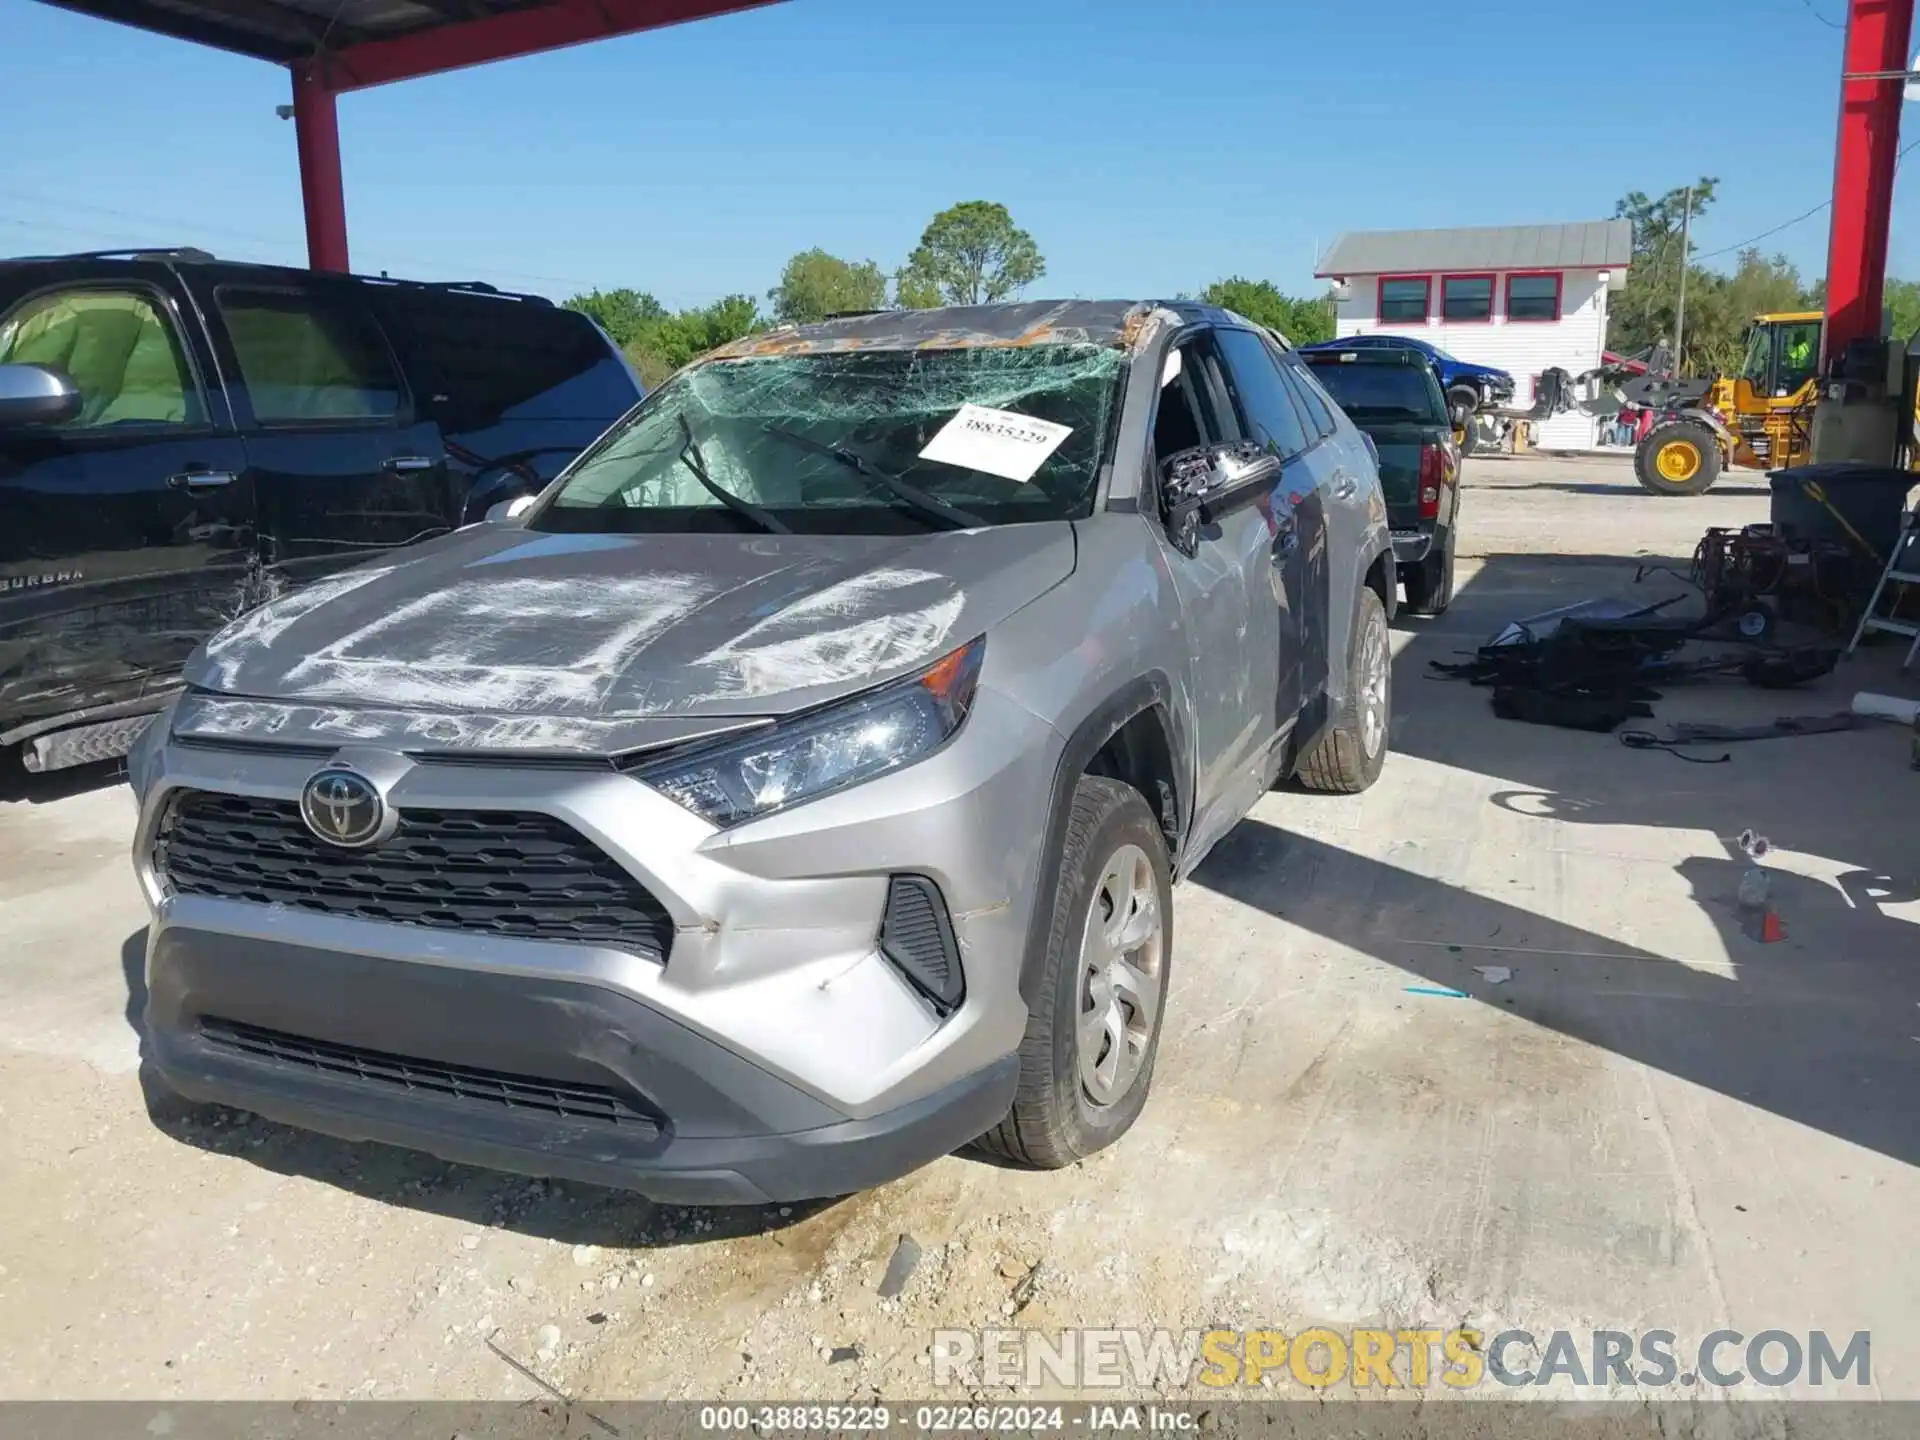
[1315,220,1633,277]
[34,0,774,75]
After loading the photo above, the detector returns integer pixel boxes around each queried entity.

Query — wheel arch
[1016,676,1187,1009]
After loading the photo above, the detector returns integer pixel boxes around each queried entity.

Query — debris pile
[1432,595,1841,736]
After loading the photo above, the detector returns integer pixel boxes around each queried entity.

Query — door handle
[383,455,436,474]
[166,470,237,491]
[1333,473,1358,501]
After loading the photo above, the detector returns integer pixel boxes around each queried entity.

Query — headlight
[634,638,985,827]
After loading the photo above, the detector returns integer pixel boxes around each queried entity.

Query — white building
[1315,220,1633,449]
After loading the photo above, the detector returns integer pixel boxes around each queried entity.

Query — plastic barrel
[1767,463,1915,559]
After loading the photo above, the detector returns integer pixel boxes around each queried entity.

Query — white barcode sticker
[918,404,1072,484]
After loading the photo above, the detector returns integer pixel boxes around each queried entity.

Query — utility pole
[1673,184,1693,373]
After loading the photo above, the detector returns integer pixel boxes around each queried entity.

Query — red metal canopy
[35,0,782,272]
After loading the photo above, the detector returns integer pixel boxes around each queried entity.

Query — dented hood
[176,521,1075,755]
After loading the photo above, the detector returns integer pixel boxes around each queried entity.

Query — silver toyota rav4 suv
[128,300,1395,1205]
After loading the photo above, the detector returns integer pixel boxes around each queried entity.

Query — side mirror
[1448,400,1473,428]
[1159,441,1281,555]
[0,364,82,427]
[484,493,538,523]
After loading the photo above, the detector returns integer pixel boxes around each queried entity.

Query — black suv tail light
[878,875,964,1013]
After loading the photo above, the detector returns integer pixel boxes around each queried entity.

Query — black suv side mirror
[0,364,82,427]
[1159,441,1281,556]
[1448,399,1472,428]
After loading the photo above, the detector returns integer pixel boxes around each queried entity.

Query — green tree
[893,268,943,310]
[1199,276,1336,344]
[563,287,667,351]
[1882,277,1920,342]
[1608,178,1720,368]
[769,249,889,324]
[1681,249,1814,375]
[896,201,1045,307]
[647,294,763,373]
[567,291,764,388]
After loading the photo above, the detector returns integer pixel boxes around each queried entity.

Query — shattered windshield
[532,343,1126,534]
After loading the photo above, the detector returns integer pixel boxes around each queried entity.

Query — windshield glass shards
[534,343,1126,534]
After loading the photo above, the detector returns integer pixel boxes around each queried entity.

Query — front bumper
[132,686,1058,1200]
[147,927,1017,1204]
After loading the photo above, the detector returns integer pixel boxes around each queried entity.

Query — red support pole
[292,65,349,273]
[1823,0,1915,363]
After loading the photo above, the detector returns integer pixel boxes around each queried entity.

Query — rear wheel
[1297,586,1391,793]
[1635,420,1722,496]
[977,776,1172,1169]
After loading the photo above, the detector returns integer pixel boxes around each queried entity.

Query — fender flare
[1662,408,1736,446]
[1015,674,1188,1008]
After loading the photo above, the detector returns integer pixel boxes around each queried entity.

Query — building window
[1506,273,1562,322]
[1377,276,1430,324]
[1441,274,1495,322]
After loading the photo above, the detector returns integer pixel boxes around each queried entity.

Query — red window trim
[1505,270,1563,323]
[1376,274,1432,325]
[1439,272,1496,324]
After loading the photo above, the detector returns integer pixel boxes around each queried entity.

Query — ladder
[1848,505,1920,670]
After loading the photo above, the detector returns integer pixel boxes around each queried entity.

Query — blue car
[1300,334,1515,413]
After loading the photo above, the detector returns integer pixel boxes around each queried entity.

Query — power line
[1692,200,1832,261]
[1689,136,1920,263]
[1795,0,1843,29]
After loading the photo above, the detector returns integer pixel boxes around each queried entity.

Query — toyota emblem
[299,767,390,848]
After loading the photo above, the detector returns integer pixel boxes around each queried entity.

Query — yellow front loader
[1632,312,1825,495]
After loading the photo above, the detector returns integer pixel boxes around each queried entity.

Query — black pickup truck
[0,248,642,772]
[1302,345,1463,616]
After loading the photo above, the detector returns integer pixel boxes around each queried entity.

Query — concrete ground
[2,452,1917,1417]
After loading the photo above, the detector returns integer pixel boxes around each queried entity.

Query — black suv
[0,248,642,772]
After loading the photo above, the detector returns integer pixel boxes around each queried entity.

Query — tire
[1635,420,1722,496]
[1401,534,1455,617]
[976,775,1173,1169]
[1296,586,1391,794]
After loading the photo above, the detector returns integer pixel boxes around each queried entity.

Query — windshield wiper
[678,414,790,534]
[762,424,987,530]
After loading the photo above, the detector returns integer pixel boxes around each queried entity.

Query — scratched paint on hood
[277,572,720,713]
[198,566,395,690]
[689,568,964,699]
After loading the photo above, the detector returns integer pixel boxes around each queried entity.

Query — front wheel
[1635,420,1722,496]
[976,776,1173,1169]
[1297,586,1391,793]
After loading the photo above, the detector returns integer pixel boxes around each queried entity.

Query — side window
[1214,328,1310,458]
[216,288,402,424]
[385,296,640,429]
[1775,321,1821,395]
[1280,354,1343,439]
[1152,339,1220,466]
[0,288,201,428]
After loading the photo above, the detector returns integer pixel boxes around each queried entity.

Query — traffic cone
[1760,910,1787,943]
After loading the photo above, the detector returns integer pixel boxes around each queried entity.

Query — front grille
[155,791,673,960]
[200,1018,663,1132]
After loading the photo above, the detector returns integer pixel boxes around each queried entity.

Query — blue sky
[3,0,1914,307]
